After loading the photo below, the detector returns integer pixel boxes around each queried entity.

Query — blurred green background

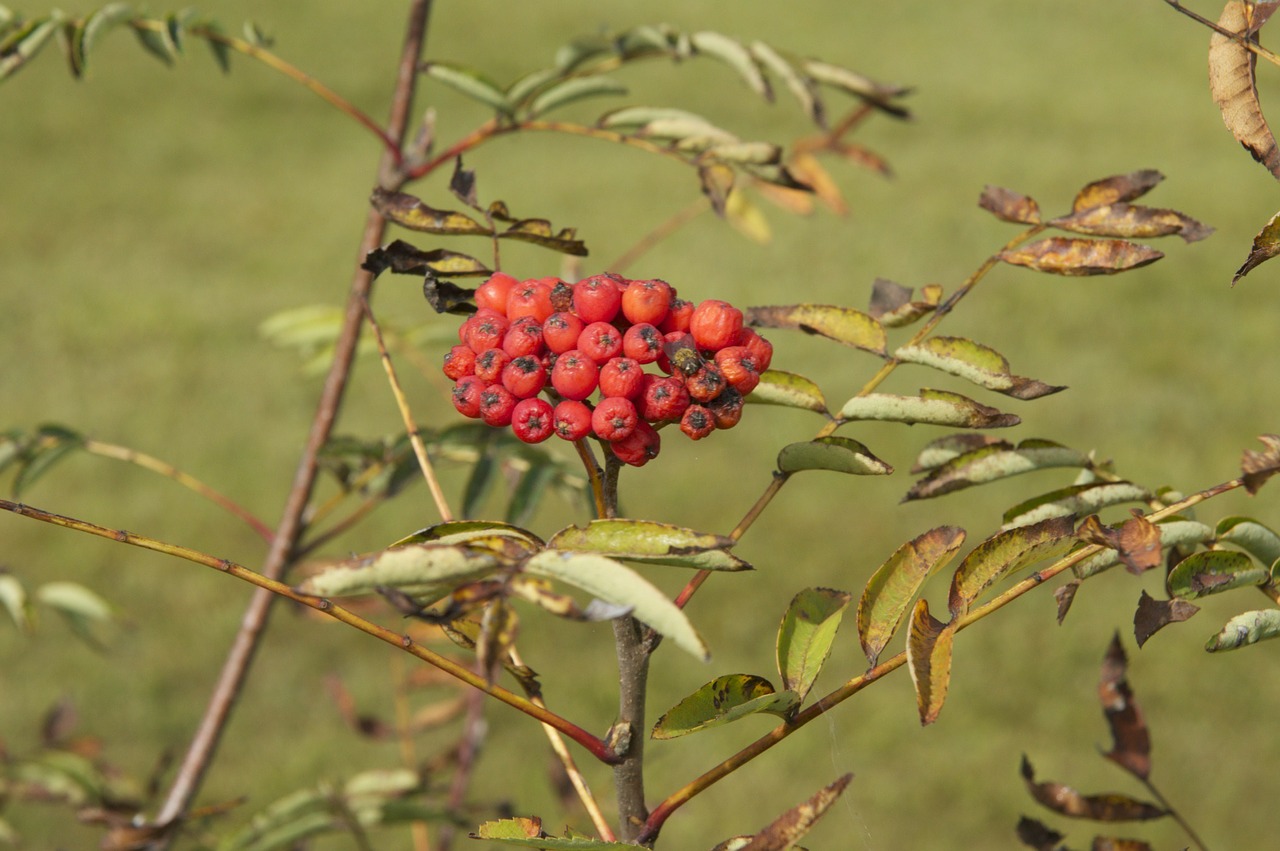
[3,1,1279,848]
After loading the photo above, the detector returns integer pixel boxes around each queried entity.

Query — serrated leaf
[776,588,851,702]
[1166,550,1267,599]
[776,436,893,476]
[525,550,709,660]
[858,526,966,666]
[840,388,1019,430]
[1205,608,1280,651]
[906,599,954,726]
[894,336,1065,400]
[999,237,1163,276]
[527,74,627,118]
[1049,203,1212,244]
[949,516,1076,617]
[906,438,1088,501]
[1208,1,1280,180]
[0,571,31,633]
[421,61,511,114]
[546,519,748,571]
[978,185,1041,224]
[1072,170,1165,212]
[1073,520,1216,579]
[0,14,59,79]
[1216,516,1280,567]
[497,218,588,256]
[298,545,501,599]
[1002,481,1152,530]
[746,304,886,355]
[1020,756,1167,821]
[652,675,799,739]
[747,369,829,414]
[370,188,492,236]
[1233,209,1280,283]
[691,31,771,99]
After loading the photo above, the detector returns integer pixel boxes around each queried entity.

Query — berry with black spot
[707,387,744,430]
[714,346,761,395]
[736,327,774,373]
[463,310,511,354]
[443,345,477,380]
[573,275,623,324]
[622,322,663,364]
[502,317,545,358]
[511,397,555,444]
[621,278,673,326]
[598,357,644,400]
[577,321,623,364]
[542,311,585,354]
[659,297,694,333]
[591,396,639,442]
[679,405,715,440]
[637,374,690,423]
[474,272,519,314]
[550,350,600,401]
[451,376,486,418]
[686,363,727,403]
[501,355,548,399]
[473,347,511,384]
[479,384,517,427]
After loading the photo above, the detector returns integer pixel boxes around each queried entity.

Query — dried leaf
[979,185,1041,224]
[1090,838,1155,851]
[1166,549,1268,599]
[787,152,847,214]
[370,188,492,236]
[1208,1,1280,180]
[1055,580,1080,625]
[894,336,1065,399]
[1072,170,1165,212]
[362,239,492,279]
[699,160,737,215]
[738,773,853,851]
[423,270,480,315]
[1050,203,1213,244]
[746,303,887,355]
[1077,511,1163,575]
[840,388,1020,429]
[1242,433,1280,493]
[867,278,940,328]
[1233,209,1280,283]
[1015,816,1066,851]
[906,599,955,725]
[1073,520,1215,579]
[497,218,588,256]
[1133,589,1199,648]
[999,237,1163,276]
[1098,634,1150,781]
[1020,756,1167,821]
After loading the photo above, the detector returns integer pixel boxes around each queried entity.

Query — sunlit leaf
[0,570,31,633]
[421,61,512,114]
[691,31,771,99]
[999,237,1162,276]
[1133,589,1199,648]
[363,239,492,279]
[1208,1,1280,180]
[1242,433,1280,494]
[724,189,772,243]
[370,188,492,236]
[787,151,847,214]
[1166,550,1267,599]
[698,160,736,215]
[1072,170,1165,212]
[748,369,829,415]
[1098,634,1150,780]
[841,389,1019,430]
[858,526,966,666]
[949,517,1076,617]
[297,545,500,599]
[1,14,60,79]
[1020,756,1166,821]
[776,587,851,702]
[734,773,853,850]
[472,816,633,848]
[497,218,588,256]
[1205,608,1280,651]
[906,438,1088,501]
[1049,203,1212,244]
[1073,520,1215,579]
[776,436,893,476]
[527,74,627,118]
[910,434,1004,473]
[1216,516,1280,567]
[906,599,954,726]
[1078,512,1163,575]
[978,185,1041,224]
[652,674,799,739]
[746,303,886,355]
[750,39,823,126]
[546,519,749,571]
[894,336,1065,400]
[801,58,911,117]
[1002,482,1152,531]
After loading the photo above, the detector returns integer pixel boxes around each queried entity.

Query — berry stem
[573,439,607,519]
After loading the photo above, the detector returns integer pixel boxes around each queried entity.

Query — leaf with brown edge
[1049,203,1213,244]
[1020,756,1167,821]
[948,516,1077,617]
[746,303,886,355]
[737,773,853,851]
[1099,634,1151,781]
[906,599,955,726]
[1166,550,1268,599]
[1242,433,1280,493]
[1054,580,1080,625]
[1233,209,1280,283]
[840,388,1020,429]
[496,218,588,256]
[1077,511,1162,575]
[787,151,847,214]
[1133,589,1199,648]
[1209,1,1280,180]
[699,160,737,215]
[894,336,1065,399]
[370,187,492,236]
[1014,816,1065,851]
[910,434,1006,473]
[857,526,966,666]
[906,438,1088,501]
[1072,170,1165,212]
[777,587,852,702]
[362,240,493,279]
[999,237,1163,276]
[423,270,478,315]
[979,185,1041,224]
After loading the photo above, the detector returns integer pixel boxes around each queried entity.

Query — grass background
[2,1,1279,848]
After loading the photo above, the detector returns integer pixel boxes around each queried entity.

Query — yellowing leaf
[370,188,492,236]
[776,587,852,702]
[894,336,1065,400]
[1050,203,1212,244]
[748,369,829,415]
[652,675,799,739]
[545,519,749,571]
[839,388,1019,429]
[1233,209,1280,283]
[978,185,1041,224]
[298,544,501,599]
[1071,170,1165,212]
[999,237,1163,276]
[948,517,1076,617]
[1209,1,1280,180]
[906,599,955,726]
[746,303,886,355]
[907,438,1089,501]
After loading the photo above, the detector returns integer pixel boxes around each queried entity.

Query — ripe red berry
[707,387,744,430]
[736,327,774,373]
[659,297,694,333]
[552,399,593,441]
[573,275,623,324]
[473,347,512,384]
[463,310,511,354]
[598,357,644,400]
[592,396,639,442]
[610,419,661,467]
[714,346,761,395]
[511,397,555,443]
[507,280,555,323]
[479,384,517,427]
[689,299,744,352]
[501,354,548,399]
[443,344,477,380]
[621,278,673,326]
[550,350,600,401]
[502,317,545,358]
[686,363,728,403]
[577,321,623,364]
[638,374,690,423]
[475,272,519,314]
[542,311,585,354]
[622,323,664,364]
[679,405,715,440]
[451,376,486,418]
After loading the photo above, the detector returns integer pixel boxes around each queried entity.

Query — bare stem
[606,197,710,275]
[1137,774,1211,851]
[1163,1,1280,67]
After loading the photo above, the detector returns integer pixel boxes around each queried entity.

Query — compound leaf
[1020,756,1166,821]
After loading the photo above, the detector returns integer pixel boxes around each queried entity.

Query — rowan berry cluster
[443,271,773,467]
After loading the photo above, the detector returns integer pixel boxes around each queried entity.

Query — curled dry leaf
[867,278,941,328]
[1049,203,1213,244]
[1133,589,1199,648]
[1020,756,1167,821]
[979,185,1041,224]
[738,773,853,851]
[1242,433,1280,493]
[1233,209,1280,283]
[1077,512,1162,575]
[1014,816,1065,851]
[1072,170,1165,212]
[999,237,1163,276]
[906,598,955,726]
[1098,634,1151,781]
[1054,580,1080,625]
[1208,1,1280,180]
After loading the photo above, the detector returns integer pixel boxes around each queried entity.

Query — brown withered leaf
[1055,580,1081,625]
[699,160,737,215]
[1133,589,1200,648]
[1015,816,1067,851]
[422,270,478,315]
[1049,203,1213,244]
[1077,512,1162,574]
[739,773,853,850]
[1242,433,1280,494]
[1072,170,1165,212]
[1098,634,1151,781]
[41,697,78,747]
[325,673,391,739]
[362,239,493,278]
[906,599,956,726]
[980,185,1042,224]
[497,219,588,256]
[1209,1,1280,181]
[1233,209,1280,283]
[1020,756,1167,821]
[788,151,848,214]
[999,237,1163,276]
[370,187,493,235]
[1090,838,1154,851]
[866,278,941,328]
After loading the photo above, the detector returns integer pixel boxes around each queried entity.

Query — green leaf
[297,544,501,599]
[505,66,561,107]
[948,516,1076,617]
[746,303,886,355]
[527,74,627,118]
[776,436,893,476]
[370,188,492,236]
[35,581,116,650]
[421,61,511,114]
[906,599,954,725]
[199,20,231,73]
[462,439,497,519]
[910,434,1004,473]
[747,369,829,415]
[706,141,782,165]
[1205,609,1280,651]
[1215,516,1280,569]
[801,58,911,117]
[0,13,59,79]
[525,550,709,660]
[690,31,771,99]
[1002,481,1152,530]
[858,526,966,666]
[1073,520,1216,579]
[69,3,134,77]
[750,40,823,125]
[392,521,545,550]
[906,438,1089,501]
[472,818,634,848]
[893,337,1065,400]
[1167,550,1268,600]
[132,19,179,66]
[505,461,555,528]
[840,389,1020,430]
[555,33,614,71]
[0,570,31,633]
[652,674,799,739]
[546,519,749,571]
[776,588,852,702]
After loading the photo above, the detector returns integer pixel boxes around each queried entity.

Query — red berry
[622,323,664,364]
[573,275,623,324]
[475,272,519,314]
[501,355,548,399]
[479,384,517,427]
[578,321,623,364]
[463,311,511,354]
[686,363,728,403]
[511,397,555,443]
[689,299,743,352]
[621,278,673,326]
[659,297,694,333]
[451,376,486,418]
[550,350,600,401]
[592,396,639,442]
[502,317,545,358]
[638,374,690,423]
[443,345,477,380]
[680,405,715,440]
[473,347,512,384]
[708,387,744,430]
[552,399,593,441]
[507,280,555,323]
[736,327,774,373]
[714,346,761,395]
[542,311,586,354]
[610,419,661,467]
[598,357,645,400]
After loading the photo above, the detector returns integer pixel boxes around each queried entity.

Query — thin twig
[1138,774,1211,851]
[1164,1,1280,67]
[606,197,710,275]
